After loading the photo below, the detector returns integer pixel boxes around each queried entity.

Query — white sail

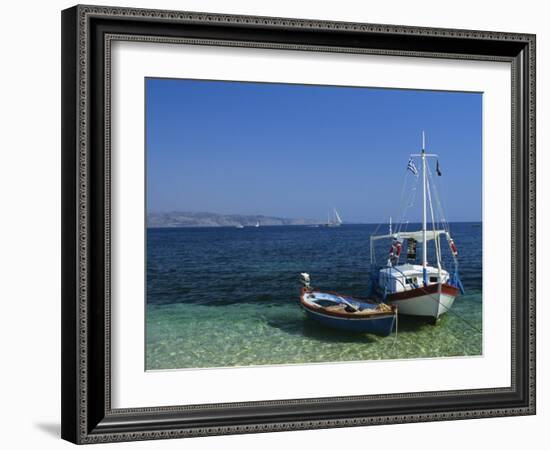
[325,208,342,227]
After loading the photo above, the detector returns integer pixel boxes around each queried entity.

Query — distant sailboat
[324,208,343,227]
[254,221,260,228]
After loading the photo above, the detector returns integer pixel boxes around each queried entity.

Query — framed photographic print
[61,4,536,444]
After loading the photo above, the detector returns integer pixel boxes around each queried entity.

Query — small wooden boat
[299,275,397,336]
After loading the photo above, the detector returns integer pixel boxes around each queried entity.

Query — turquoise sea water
[146,223,482,370]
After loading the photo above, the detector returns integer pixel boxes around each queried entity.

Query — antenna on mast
[422,130,426,151]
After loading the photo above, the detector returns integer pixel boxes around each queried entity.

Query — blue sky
[146,78,482,222]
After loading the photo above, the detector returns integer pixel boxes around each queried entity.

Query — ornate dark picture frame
[61,4,536,444]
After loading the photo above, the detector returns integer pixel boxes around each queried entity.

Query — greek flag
[407,158,418,176]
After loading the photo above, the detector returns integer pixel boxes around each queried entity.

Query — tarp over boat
[370,229,447,243]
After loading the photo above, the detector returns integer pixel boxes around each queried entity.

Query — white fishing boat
[369,132,464,322]
[324,208,343,227]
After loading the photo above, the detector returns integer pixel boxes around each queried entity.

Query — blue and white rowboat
[299,288,397,336]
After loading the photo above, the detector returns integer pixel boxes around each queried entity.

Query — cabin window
[429,276,438,283]
[405,278,412,285]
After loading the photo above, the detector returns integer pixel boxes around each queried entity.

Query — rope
[396,168,410,220]
[369,222,383,266]
[397,171,419,234]
[426,174,443,267]
[426,163,461,278]
[390,310,399,351]
[414,284,482,334]
[426,163,450,235]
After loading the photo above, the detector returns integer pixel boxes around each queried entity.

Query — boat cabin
[378,263,449,293]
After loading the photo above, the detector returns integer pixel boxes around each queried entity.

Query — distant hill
[147,211,323,228]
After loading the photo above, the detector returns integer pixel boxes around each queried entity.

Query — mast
[421,131,428,285]
[409,132,438,285]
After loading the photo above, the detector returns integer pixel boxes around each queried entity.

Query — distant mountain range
[147,211,323,228]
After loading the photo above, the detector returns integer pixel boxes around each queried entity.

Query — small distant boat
[323,208,343,227]
[299,274,397,335]
[254,221,260,228]
[235,224,244,229]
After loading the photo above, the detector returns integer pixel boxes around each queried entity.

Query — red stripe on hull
[386,283,459,301]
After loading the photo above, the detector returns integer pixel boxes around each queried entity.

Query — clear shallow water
[146,223,482,370]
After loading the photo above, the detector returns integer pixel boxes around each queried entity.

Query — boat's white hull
[388,293,455,319]
[385,284,459,320]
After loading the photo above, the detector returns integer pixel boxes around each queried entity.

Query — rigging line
[427,164,450,234]
[370,221,382,236]
[408,175,419,204]
[434,171,451,232]
[432,169,445,235]
[396,167,417,234]
[369,222,383,266]
[390,310,399,351]
[397,168,410,213]
[396,177,409,234]
[405,180,419,230]
[398,174,419,233]
[372,222,382,233]
[426,165,447,236]
[414,285,482,334]
[426,174,442,266]
[427,165,461,276]
[393,168,410,235]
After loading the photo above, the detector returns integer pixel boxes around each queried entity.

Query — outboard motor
[300,272,311,290]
